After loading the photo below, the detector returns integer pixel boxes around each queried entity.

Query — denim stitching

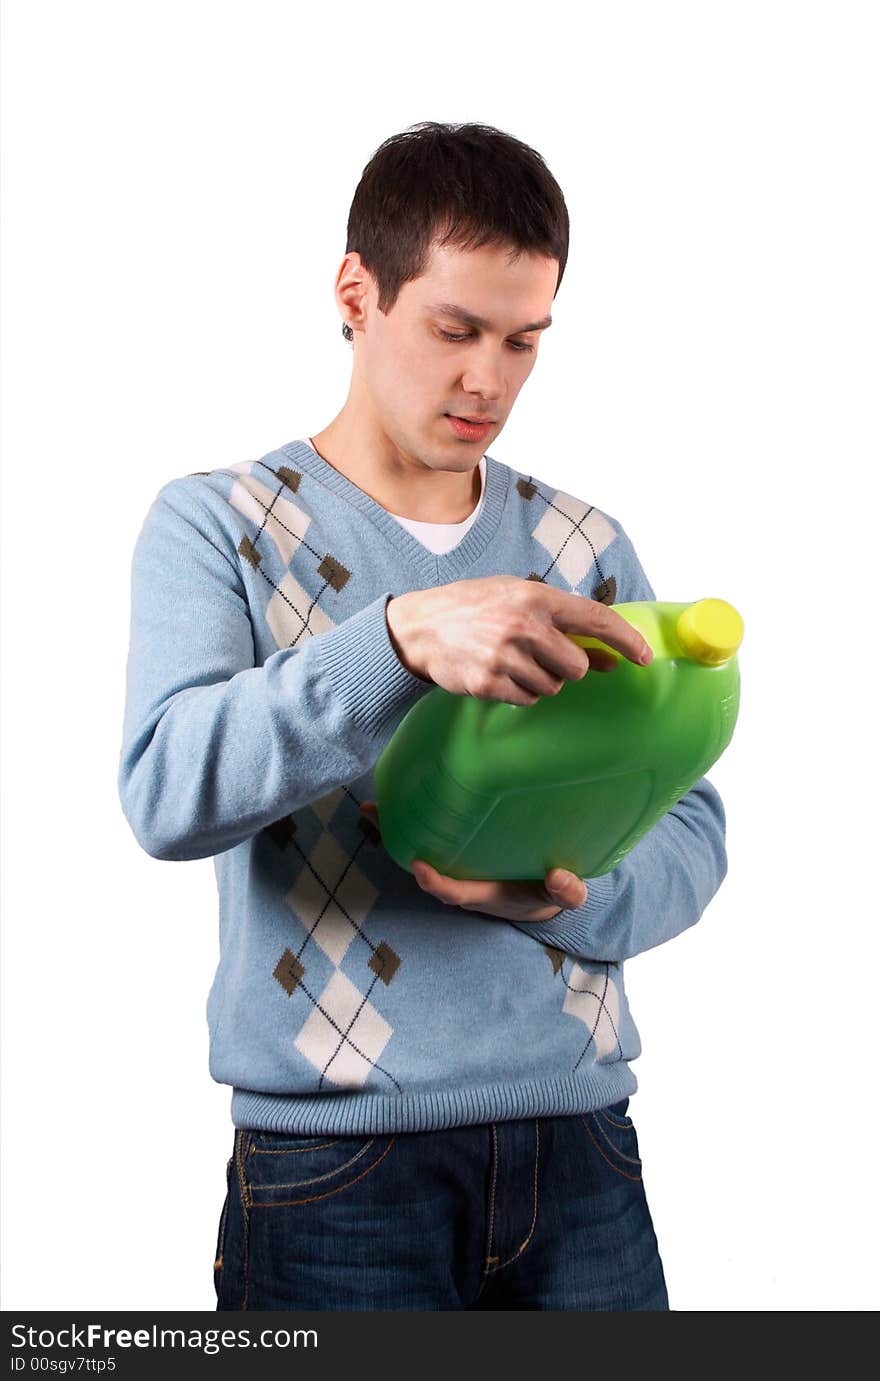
[589,1111,641,1164]
[249,1137,342,1155]
[247,1139,377,1189]
[482,1124,500,1274]
[213,1156,233,1273]
[598,1108,633,1130]
[581,1114,642,1181]
[486,1120,541,1273]
[233,1126,250,1309]
[247,1137,395,1207]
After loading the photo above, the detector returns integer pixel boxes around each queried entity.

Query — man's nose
[460,345,506,400]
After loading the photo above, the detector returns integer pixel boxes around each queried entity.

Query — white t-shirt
[299,438,486,556]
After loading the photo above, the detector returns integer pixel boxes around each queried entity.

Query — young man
[118,121,727,1311]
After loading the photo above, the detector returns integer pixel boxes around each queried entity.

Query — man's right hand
[385,575,653,707]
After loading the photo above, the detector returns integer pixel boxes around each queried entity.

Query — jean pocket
[583,1100,643,1181]
[599,1097,634,1128]
[242,1129,396,1207]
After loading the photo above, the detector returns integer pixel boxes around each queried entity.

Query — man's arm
[511,520,729,961]
[117,477,432,861]
[510,774,727,961]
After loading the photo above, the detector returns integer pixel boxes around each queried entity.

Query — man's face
[354,239,558,472]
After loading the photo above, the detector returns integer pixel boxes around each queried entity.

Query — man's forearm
[119,485,434,862]
[510,776,728,962]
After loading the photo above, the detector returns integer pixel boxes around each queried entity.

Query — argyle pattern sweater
[118,438,727,1134]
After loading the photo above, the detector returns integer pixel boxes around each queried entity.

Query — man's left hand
[360,801,588,923]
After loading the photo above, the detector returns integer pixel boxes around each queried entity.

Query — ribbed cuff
[312,592,435,738]
[516,869,619,959]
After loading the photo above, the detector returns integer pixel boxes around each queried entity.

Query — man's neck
[308,414,483,524]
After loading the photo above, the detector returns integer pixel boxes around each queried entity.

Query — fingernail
[640,646,653,665]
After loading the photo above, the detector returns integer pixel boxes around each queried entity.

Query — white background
[2,0,877,1312]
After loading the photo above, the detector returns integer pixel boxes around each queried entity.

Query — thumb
[546,869,588,906]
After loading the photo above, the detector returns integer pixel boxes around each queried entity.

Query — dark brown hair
[343,121,569,335]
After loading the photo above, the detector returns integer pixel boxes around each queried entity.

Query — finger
[506,642,618,695]
[557,597,653,667]
[413,860,564,922]
[413,860,517,911]
[412,859,473,903]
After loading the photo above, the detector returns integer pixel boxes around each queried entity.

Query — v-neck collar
[276,437,510,585]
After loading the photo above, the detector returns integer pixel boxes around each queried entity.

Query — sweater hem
[229,1066,638,1134]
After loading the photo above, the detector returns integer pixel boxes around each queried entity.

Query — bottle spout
[676,599,744,665]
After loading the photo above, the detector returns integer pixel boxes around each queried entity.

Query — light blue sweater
[118,438,727,1133]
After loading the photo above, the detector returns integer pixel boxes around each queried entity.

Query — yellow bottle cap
[676,599,744,666]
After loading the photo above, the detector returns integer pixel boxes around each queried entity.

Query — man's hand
[360,801,588,923]
[385,574,652,708]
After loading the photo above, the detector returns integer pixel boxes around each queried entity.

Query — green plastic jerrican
[373,598,744,881]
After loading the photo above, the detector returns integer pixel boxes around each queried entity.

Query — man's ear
[336,251,370,337]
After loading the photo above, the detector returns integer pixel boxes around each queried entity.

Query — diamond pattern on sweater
[593,574,617,605]
[238,535,261,570]
[368,940,401,985]
[294,969,393,1089]
[228,473,312,568]
[273,948,305,996]
[286,830,379,967]
[228,469,351,651]
[265,571,335,649]
[563,962,622,1061]
[544,944,566,975]
[275,464,301,493]
[531,492,617,589]
[317,554,351,592]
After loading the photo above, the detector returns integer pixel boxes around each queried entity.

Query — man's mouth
[445,414,496,442]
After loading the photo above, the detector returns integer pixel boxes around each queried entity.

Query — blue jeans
[213,1097,669,1311]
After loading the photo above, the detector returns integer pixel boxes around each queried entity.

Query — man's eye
[438,330,534,353]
